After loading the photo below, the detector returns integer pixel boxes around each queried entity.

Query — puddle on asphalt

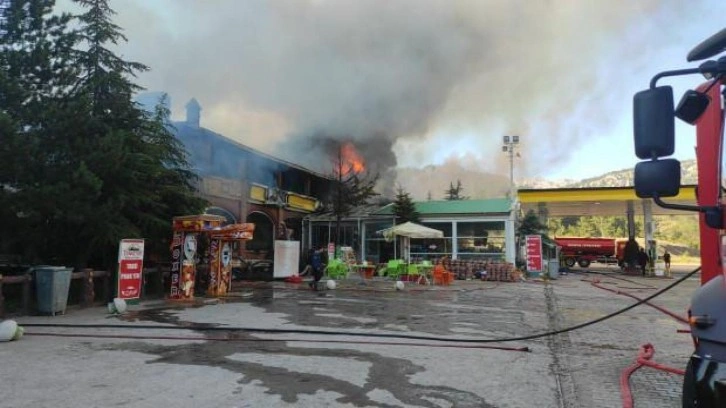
[108,287,498,408]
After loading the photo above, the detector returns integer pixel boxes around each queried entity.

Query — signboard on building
[525,235,543,272]
[286,193,318,212]
[117,239,145,300]
[169,231,183,298]
[273,240,300,278]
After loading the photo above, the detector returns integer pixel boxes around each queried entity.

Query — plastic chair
[407,264,420,276]
[403,263,419,283]
[433,265,454,285]
[326,259,348,279]
[385,260,404,278]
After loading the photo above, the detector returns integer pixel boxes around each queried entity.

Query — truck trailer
[554,237,626,268]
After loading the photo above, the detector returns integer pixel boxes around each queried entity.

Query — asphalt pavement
[0,265,699,407]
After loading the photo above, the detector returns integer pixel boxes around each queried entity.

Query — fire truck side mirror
[675,90,711,124]
[634,159,681,198]
[633,86,675,160]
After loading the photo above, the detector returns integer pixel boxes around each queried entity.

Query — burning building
[170,97,332,261]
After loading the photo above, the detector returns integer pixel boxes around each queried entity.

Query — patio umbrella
[377,222,444,262]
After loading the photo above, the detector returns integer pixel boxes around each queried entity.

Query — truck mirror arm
[650,68,703,89]
[652,194,724,229]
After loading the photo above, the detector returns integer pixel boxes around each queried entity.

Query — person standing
[663,250,671,275]
[623,238,639,273]
[637,248,650,276]
[308,247,327,290]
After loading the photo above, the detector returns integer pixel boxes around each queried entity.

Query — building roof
[374,198,512,216]
[173,121,331,180]
[305,203,395,222]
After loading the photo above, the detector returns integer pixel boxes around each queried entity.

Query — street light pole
[502,135,520,199]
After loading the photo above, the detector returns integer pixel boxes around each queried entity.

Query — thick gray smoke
[57,0,715,193]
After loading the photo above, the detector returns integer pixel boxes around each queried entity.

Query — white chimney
[185,98,201,128]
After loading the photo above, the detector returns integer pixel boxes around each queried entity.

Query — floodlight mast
[502,135,520,199]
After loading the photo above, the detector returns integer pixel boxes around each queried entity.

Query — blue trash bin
[33,266,73,316]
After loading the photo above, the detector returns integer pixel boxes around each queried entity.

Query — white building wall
[505,214,516,264]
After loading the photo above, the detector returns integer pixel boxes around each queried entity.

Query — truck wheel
[682,359,696,408]
[577,259,591,268]
[564,258,576,268]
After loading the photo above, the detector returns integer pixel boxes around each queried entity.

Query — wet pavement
[0,266,698,407]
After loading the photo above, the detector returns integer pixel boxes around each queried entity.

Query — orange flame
[341,142,365,174]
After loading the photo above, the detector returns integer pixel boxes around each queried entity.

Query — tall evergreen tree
[393,186,420,224]
[0,0,79,260]
[444,179,468,201]
[324,142,379,249]
[61,0,205,267]
[518,210,547,237]
[0,0,205,268]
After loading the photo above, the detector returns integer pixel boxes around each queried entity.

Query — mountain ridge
[394,159,697,200]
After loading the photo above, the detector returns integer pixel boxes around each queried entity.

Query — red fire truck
[632,27,726,406]
[554,237,626,268]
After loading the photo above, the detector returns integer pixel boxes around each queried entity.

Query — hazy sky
[57,0,725,181]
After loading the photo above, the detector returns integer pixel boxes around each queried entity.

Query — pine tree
[0,0,79,261]
[444,179,468,201]
[0,0,205,267]
[517,210,548,237]
[61,0,205,267]
[393,186,420,224]
[324,142,379,249]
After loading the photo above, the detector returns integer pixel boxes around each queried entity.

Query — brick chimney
[185,98,201,128]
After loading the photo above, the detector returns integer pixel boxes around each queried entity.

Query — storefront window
[311,224,330,250]
[364,221,394,264]
[310,223,359,248]
[456,221,505,260]
[411,222,453,261]
[335,224,358,249]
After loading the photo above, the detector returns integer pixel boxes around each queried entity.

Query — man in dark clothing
[308,247,327,289]
[663,250,671,274]
[300,248,315,277]
[637,248,650,276]
[623,238,639,273]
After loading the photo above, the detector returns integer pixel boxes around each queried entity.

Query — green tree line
[0,0,206,269]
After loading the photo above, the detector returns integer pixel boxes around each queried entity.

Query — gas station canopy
[517,185,698,217]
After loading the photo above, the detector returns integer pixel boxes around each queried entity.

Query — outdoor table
[352,264,377,279]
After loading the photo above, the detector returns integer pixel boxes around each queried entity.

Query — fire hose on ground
[588,278,689,325]
[18,267,700,345]
[619,343,686,408]
[584,274,692,407]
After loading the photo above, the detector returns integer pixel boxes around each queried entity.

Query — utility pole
[502,135,520,199]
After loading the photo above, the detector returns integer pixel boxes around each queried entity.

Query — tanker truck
[554,237,627,268]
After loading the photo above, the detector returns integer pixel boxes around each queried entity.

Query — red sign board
[526,235,543,272]
[117,239,145,300]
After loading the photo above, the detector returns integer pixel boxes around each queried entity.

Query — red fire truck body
[632,27,726,405]
[554,237,626,268]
